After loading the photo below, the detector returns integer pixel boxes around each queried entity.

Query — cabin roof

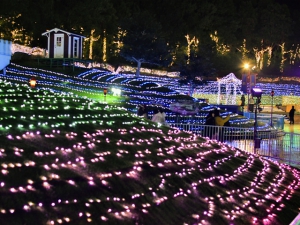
[42,28,86,38]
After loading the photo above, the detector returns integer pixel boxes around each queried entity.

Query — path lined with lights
[2,64,253,128]
[4,64,300,105]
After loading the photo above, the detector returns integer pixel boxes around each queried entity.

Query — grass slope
[0,81,300,225]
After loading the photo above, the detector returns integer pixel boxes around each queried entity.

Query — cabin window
[56,37,62,46]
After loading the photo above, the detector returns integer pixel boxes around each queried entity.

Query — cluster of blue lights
[1,63,293,130]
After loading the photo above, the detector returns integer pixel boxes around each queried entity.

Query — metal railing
[169,123,300,168]
[243,112,286,129]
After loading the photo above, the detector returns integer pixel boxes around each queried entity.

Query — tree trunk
[185,34,198,65]
[89,29,95,60]
[89,29,100,60]
[136,61,142,77]
[102,29,107,62]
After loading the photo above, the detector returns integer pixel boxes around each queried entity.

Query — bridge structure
[0,39,12,72]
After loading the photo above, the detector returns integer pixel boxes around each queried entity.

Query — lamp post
[270,89,274,127]
[243,63,257,113]
[251,88,262,154]
[243,64,251,111]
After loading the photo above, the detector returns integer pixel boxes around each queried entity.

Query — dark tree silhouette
[179,46,216,95]
[119,12,172,77]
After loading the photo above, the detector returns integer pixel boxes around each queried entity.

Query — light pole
[251,88,262,154]
[243,63,257,113]
[270,89,274,127]
[243,64,251,111]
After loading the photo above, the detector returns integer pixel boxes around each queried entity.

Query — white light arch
[217,73,242,105]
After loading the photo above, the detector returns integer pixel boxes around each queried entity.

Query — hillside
[0,79,300,225]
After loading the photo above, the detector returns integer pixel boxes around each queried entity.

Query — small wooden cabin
[42,28,85,59]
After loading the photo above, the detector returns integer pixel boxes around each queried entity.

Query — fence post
[268,131,271,157]
[288,133,292,166]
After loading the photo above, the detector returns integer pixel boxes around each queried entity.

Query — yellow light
[29,77,37,88]
[244,63,249,69]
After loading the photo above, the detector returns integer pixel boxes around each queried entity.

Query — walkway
[260,105,300,134]
[284,123,300,134]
